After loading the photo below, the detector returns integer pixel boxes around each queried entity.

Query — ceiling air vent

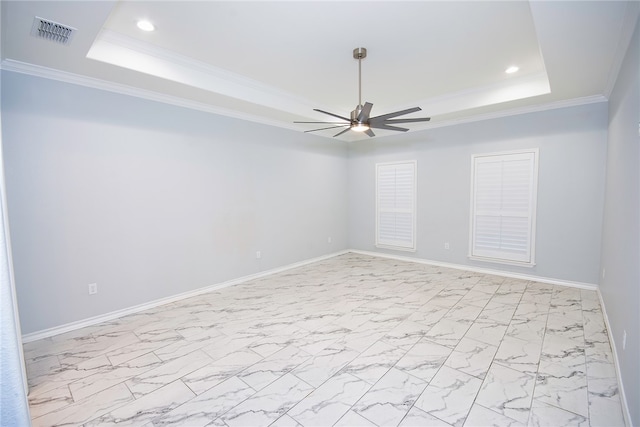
[31,16,76,46]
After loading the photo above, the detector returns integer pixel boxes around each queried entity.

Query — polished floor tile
[24,253,625,426]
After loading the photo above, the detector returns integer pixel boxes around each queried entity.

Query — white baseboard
[349,249,598,290]
[22,247,625,422]
[21,250,349,343]
[22,248,598,343]
[597,289,632,427]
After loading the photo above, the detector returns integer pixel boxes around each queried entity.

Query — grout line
[25,255,622,427]
[526,282,553,425]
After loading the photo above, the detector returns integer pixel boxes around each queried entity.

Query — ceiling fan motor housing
[351,106,364,124]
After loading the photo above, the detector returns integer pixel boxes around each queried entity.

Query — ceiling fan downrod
[351,47,369,127]
[353,47,367,119]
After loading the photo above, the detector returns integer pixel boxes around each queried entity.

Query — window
[376,161,416,251]
[470,149,538,266]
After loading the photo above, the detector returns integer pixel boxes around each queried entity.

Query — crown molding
[1,59,607,141]
[407,71,551,119]
[370,94,607,138]
[98,30,310,105]
[422,94,608,132]
[87,30,318,117]
[0,59,301,133]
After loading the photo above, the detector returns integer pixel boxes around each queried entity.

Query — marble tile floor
[24,253,625,427]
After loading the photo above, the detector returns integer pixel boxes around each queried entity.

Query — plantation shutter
[376,161,416,250]
[471,151,537,264]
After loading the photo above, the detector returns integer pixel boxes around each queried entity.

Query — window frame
[468,149,539,267]
[375,160,417,252]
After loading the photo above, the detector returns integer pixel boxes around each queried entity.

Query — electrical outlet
[88,283,98,295]
[623,330,627,350]
[327,236,332,244]
[256,251,261,259]
[444,242,450,250]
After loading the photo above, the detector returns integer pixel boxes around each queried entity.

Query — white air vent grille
[31,16,76,45]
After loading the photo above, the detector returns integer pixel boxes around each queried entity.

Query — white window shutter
[376,161,416,251]
[471,151,537,265]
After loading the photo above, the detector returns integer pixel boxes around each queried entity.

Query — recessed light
[136,20,155,32]
[505,65,519,74]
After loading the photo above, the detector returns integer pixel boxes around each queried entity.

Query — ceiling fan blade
[294,121,351,124]
[304,124,350,133]
[333,127,352,137]
[369,107,422,122]
[357,102,373,122]
[382,117,431,124]
[365,128,376,137]
[368,122,410,132]
[313,109,351,122]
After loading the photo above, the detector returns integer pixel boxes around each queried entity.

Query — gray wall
[2,70,612,334]
[600,16,639,426]
[348,102,608,285]
[0,66,31,426]
[2,71,348,334]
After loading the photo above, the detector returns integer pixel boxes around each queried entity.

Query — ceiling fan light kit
[295,47,431,138]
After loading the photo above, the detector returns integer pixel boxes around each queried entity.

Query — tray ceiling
[1,1,637,140]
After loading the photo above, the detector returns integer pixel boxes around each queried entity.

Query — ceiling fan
[295,47,431,138]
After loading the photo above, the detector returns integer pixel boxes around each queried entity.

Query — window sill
[468,255,536,268]
[376,244,416,253]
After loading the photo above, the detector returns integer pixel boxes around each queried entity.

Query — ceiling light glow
[137,20,155,32]
[352,123,370,132]
[505,66,519,74]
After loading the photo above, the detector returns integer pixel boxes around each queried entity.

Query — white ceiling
[1,1,638,140]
